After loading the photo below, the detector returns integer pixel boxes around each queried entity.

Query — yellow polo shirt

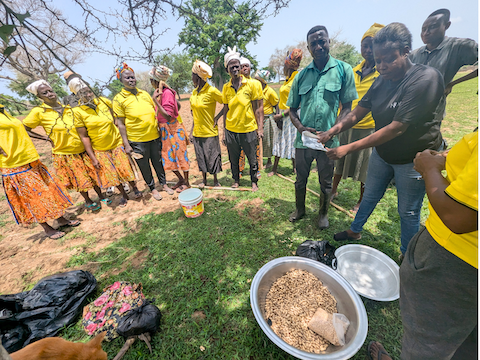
[113,88,159,143]
[23,103,85,155]
[262,85,279,116]
[190,83,223,137]
[279,71,298,110]
[222,75,262,133]
[0,107,39,168]
[425,131,478,268]
[352,60,378,129]
[73,97,123,151]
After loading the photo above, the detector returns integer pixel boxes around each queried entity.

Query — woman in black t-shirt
[317,22,444,255]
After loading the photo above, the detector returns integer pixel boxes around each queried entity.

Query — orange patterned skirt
[1,160,72,225]
[52,152,97,192]
[85,146,135,189]
[159,121,190,172]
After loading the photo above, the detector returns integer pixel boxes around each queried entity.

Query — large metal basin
[250,257,368,360]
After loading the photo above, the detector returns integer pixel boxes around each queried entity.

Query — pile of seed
[265,269,337,353]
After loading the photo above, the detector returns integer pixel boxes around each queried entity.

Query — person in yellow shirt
[222,46,263,191]
[368,131,477,360]
[254,69,279,170]
[70,77,140,207]
[23,80,107,212]
[189,60,223,187]
[0,105,78,239]
[331,23,384,212]
[269,49,303,177]
[113,63,173,201]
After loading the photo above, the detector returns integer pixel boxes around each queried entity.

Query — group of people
[0,7,477,359]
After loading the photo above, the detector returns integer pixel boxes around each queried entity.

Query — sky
[0,0,478,94]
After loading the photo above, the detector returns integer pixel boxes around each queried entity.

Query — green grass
[57,74,477,359]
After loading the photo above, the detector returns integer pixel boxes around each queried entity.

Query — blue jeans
[350,148,425,254]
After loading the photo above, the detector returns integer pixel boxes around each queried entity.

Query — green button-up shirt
[287,56,357,149]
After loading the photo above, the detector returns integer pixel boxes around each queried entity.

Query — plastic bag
[308,307,350,346]
[295,240,337,269]
[301,131,327,151]
[117,300,162,338]
[0,270,97,353]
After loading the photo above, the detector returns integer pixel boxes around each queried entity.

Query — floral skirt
[272,115,297,160]
[159,121,190,171]
[52,152,97,192]
[1,160,72,225]
[85,146,135,189]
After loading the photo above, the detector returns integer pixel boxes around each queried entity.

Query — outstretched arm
[445,69,478,96]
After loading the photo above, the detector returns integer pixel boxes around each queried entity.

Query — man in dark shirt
[410,9,478,124]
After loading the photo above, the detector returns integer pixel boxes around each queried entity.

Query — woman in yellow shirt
[23,80,107,211]
[331,23,384,212]
[0,105,77,239]
[70,77,140,207]
[189,60,224,187]
[269,49,303,177]
[254,69,279,170]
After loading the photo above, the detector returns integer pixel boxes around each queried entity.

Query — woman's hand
[189,133,194,143]
[273,113,282,121]
[0,147,6,156]
[124,144,133,155]
[299,125,316,134]
[413,149,446,176]
[326,145,349,160]
[222,135,227,146]
[92,158,102,170]
[316,131,332,144]
[257,129,264,139]
[153,88,163,103]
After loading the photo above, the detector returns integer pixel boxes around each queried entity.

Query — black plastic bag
[295,240,337,269]
[0,270,97,353]
[117,300,161,338]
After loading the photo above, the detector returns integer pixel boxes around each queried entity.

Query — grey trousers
[294,148,334,192]
[400,227,478,360]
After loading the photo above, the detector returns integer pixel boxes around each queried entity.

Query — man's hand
[124,144,133,155]
[257,129,264,139]
[316,131,332,144]
[326,145,349,160]
[413,149,446,176]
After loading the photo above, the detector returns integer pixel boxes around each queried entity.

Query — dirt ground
[0,95,230,294]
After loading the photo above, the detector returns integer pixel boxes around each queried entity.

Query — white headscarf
[68,77,88,95]
[192,60,213,80]
[26,79,51,96]
[239,57,251,66]
[224,46,241,68]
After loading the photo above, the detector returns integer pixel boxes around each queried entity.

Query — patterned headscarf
[192,60,212,80]
[26,79,51,96]
[68,77,88,95]
[254,69,270,84]
[115,62,134,80]
[284,48,303,70]
[362,23,385,42]
[224,46,241,68]
[149,65,173,82]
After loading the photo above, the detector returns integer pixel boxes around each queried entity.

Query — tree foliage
[178,0,263,89]
[7,73,67,103]
[155,52,193,97]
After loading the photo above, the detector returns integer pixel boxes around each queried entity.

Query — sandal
[100,198,112,205]
[58,219,81,229]
[176,185,188,193]
[152,191,162,201]
[85,202,101,212]
[164,186,175,195]
[367,341,391,360]
[133,189,143,199]
[48,231,65,240]
[119,198,128,207]
[333,231,361,241]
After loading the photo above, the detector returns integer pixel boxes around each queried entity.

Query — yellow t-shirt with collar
[262,85,279,116]
[112,88,159,143]
[0,107,39,168]
[352,60,378,129]
[279,71,298,110]
[425,131,478,268]
[73,97,123,151]
[23,103,85,155]
[222,75,262,133]
[190,82,223,137]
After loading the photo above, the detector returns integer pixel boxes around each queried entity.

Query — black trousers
[294,148,334,192]
[129,138,166,190]
[225,129,258,184]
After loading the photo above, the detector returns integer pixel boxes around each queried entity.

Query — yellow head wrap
[192,60,212,80]
[361,23,385,42]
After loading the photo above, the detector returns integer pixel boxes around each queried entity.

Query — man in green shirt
[287,25,357,229]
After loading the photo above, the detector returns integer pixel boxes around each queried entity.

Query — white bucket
[178,188,204,218]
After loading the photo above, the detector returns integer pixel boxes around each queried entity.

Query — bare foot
[352,202,361,213]
[368,341,392,360]
[151,189,162,201]
[232,182,239,188]
[268,171,276,177]
[45,229,65,239]
[252,183,259,192]
[57,217,81,228]
[163,184,174,195]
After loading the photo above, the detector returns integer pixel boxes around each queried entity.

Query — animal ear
[89,331,106,347]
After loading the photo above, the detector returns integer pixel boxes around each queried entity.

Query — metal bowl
[250,257,368,360]
[335,244,400,302]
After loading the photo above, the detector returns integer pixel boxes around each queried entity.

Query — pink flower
[86,323,97,335]
[110,282,121,291]
[93,294,108,307]
[96,309,106,320]
[106,301,115,309]
[99,319,107,328]
[122,286,133,296]
[119,303,131,313]
[84,312,92,321]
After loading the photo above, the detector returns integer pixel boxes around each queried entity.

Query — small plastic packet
[308,307,350,346]
[301,131,327,151]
